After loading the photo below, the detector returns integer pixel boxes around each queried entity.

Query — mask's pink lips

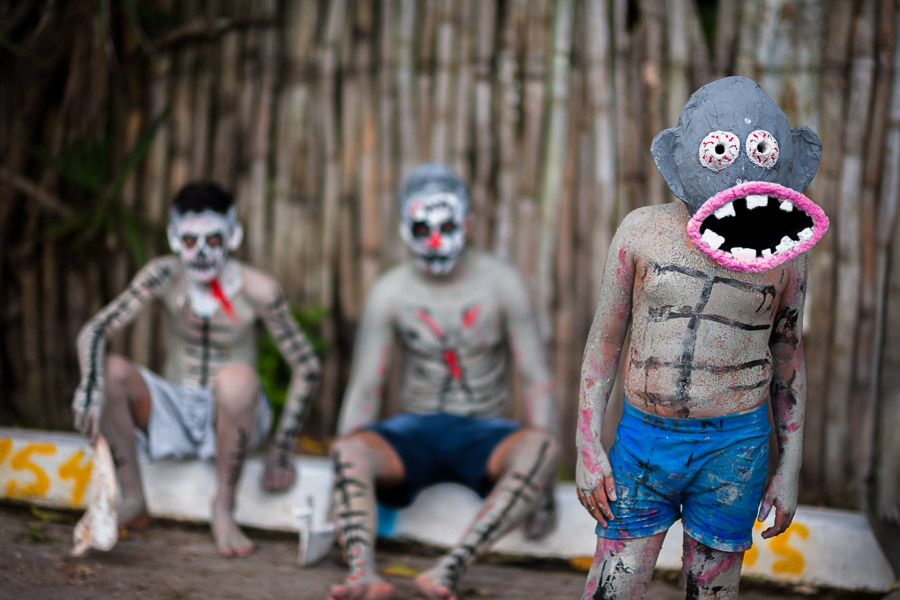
[687,181,829,273]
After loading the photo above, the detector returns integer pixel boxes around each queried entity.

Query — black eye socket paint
[181,235,198,248]
[206,233,224,247]
[412,221,430,238]
[439,220,457,234]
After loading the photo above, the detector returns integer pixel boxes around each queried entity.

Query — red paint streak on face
[427,229,442,249]
[444,349,463,379]
[415,310,444,337]
[209,278,238,322]
[462,305,480,328]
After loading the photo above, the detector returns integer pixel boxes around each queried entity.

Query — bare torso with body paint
[621,202,794,419]
[338,249,554,433]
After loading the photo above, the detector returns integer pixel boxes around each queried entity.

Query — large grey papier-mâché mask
[650,76,828,273]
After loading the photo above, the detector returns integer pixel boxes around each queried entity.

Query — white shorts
[137,367,273,460]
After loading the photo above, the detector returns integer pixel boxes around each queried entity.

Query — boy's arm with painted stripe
[759,254,808,538]
[73,256,179,442]
[576,213,637,526]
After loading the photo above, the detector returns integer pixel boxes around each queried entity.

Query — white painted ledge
[0,427,895,592]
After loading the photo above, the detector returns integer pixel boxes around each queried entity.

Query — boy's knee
[213,363,259,414]
[105,354,135,388]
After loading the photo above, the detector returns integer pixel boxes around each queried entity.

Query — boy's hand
[758,466,799,538]
[72,381,101,444]
[262,448,297,492]
[576,451,617,527]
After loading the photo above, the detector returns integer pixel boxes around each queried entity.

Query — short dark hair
[172,182,233,216]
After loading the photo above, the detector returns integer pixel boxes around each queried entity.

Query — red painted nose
[427,230,442,249]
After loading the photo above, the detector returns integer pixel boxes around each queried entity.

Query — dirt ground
[0,503,884,600]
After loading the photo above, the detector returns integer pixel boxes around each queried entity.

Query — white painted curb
[0,427,894,592]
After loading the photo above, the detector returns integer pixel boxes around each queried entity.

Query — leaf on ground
[381,563,420,578]
[30,505,77,524]
[65,562,94,585]
[297,435,330,456]
[569,555,593,572]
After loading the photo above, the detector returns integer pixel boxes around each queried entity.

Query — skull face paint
[168,208,243,284]
[400,192,467,275]
[398,163,470,276]
[651,76,828,273]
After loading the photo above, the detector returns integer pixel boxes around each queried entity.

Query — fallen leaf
[569,555,593,572]
[381,563,420,578]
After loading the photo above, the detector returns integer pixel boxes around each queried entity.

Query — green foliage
[38,105,170,266]
[258,304,329,425]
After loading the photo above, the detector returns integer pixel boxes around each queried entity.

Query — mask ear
[228,224,244,251]
[650,126,686,201]
[788,125,822,192]
[167,225,182,253]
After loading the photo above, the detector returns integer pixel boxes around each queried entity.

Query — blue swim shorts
[365,412,521,508]
[596,400,770,552]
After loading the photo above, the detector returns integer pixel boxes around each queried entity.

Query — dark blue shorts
[364,413,521,508]
[596,400,770,552]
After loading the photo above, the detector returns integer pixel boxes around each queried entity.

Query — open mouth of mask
[687,181,829,273]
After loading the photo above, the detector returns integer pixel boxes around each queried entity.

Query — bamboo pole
[273,0,318,296]
[869,0,900,518]
[665,0,690,125]
[354,0,381,297]
[492,0,527,257]
[612,0,637,218]
[470,0,497,251]
[639,0,666,207]
[377,0,401,265]
[802,0,855,498]
[734,0,763,77]
[534,0,574,334]
[430,0,456,164]
[190,0,217,179]
[396,0,419,179]
[514,0,552,275]
[825,0,877,507]
[713,0,739,78]
[416,0,437,160]
[585,0,617,307]
[687,0,711,87]
[168,1,200,196]
[451,0,475,183]
[852,0,895,504]
[246,0,278,267]
[318,0,347,436]
[211,0,242,189]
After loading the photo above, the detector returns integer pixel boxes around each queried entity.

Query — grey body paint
[330,163,558,600]
[577,78,815,599]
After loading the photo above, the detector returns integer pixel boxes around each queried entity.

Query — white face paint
[399,192,467,276]
[167,210,243,284]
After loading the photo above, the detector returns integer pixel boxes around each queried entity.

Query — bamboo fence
[1,0,898,514]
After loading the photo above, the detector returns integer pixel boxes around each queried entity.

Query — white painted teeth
[714,201,736,219]
[798,227,813,241]
[746,194,769,210]
[701,228,726,250]
[762,249,773,258]
[775,235,798,254]
[779,200,794,212]
[730,247,757,261]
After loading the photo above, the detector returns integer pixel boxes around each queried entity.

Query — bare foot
[328,577,394,600]
[118,497,150,530]
[414,570,457,600]
[211,502,255,557]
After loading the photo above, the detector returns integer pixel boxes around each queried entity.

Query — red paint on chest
[415,310,445,337]
[209,278,238,322]
[462,305,480,328]
[443,349,463,379]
